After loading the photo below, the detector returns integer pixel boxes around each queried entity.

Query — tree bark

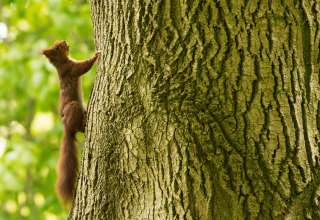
[70,0,320,219]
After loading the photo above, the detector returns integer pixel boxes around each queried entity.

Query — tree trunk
[69,0,320,219]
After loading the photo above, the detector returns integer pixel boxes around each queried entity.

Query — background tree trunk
[69,0,320,219]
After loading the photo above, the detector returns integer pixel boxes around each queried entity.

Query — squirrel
[42,40,100,204]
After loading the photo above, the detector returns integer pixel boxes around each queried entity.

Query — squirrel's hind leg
[62,101,85,133]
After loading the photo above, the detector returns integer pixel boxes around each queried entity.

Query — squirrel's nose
[41,49,48,55]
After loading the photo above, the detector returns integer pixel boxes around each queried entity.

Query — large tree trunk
[69,0,320,219]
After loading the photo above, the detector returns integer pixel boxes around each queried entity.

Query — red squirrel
[42,40,100,204]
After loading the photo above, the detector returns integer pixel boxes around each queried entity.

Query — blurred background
[0,0,96,219]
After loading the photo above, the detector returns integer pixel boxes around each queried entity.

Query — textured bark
[70,0,320,219]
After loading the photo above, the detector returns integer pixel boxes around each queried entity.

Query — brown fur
[42,40,100,204]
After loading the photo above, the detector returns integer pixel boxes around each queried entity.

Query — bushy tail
[56,128,78,204]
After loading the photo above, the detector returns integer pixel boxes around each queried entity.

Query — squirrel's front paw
[95,51,101,59]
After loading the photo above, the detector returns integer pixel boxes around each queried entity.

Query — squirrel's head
[42,40,69,61]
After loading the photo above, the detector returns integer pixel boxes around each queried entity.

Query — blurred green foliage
[0,0,96,219]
